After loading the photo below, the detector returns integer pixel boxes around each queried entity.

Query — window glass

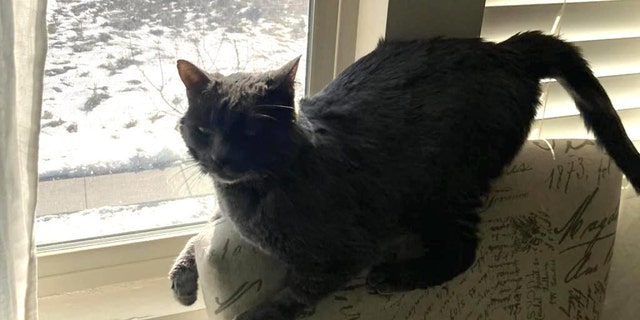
[37,0,309,245]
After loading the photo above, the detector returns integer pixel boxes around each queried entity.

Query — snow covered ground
[37,0,309,245]
[36,195,218,245]
[41,0,308,179]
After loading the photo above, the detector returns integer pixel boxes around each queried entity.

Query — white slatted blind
[481,0,640,140]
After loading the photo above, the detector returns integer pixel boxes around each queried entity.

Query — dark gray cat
[169,31,640,320]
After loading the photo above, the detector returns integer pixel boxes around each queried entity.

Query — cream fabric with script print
[194,139,623,320]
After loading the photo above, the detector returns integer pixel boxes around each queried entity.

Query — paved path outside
[36,165,215,216]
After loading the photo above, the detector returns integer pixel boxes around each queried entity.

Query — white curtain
[0,0,47,319]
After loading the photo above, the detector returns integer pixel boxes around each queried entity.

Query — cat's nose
[210,143,230,168]
[210,156,222,168]
[210,155,228,169]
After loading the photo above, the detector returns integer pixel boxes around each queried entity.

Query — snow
[35,195,218,245]
[38,0,309,244]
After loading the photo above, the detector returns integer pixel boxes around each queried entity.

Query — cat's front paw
[169,255,199,306]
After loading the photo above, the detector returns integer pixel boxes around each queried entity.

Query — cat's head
[177,58,301,184]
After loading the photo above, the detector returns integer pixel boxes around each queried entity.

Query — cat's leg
[169,210,222,304]
[366,207,479,294]
[169,235,199,305]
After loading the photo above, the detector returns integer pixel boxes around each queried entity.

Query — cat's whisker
[177,171,195,194]
[253,114,278,121]
[166,161,201,195]
[192,172,210,192]
[181,168,207,194]
[181,162,201,171]
[255,104,294,110]
[168,168,186,183]
[182,164,204,181]
[180,161,206,184]
[172,161,201,182]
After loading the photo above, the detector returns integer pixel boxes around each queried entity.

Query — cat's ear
[177,60,212,93]
[268,56,301,93]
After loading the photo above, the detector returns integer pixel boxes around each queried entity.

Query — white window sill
[39,277,207,320]
[37,225,208,319]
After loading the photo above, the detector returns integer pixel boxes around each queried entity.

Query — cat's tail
[501,31,640,193]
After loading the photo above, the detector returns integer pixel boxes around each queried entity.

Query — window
[37,0,312,318]
[37,0,310,246]
[481,0,640,141]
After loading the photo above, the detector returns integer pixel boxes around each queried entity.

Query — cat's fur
[169,31,640,320]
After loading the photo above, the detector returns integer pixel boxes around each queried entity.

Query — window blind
[481,0,640,140]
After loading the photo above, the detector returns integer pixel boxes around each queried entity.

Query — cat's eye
[197,126,212,136]
[244,123,261,137]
